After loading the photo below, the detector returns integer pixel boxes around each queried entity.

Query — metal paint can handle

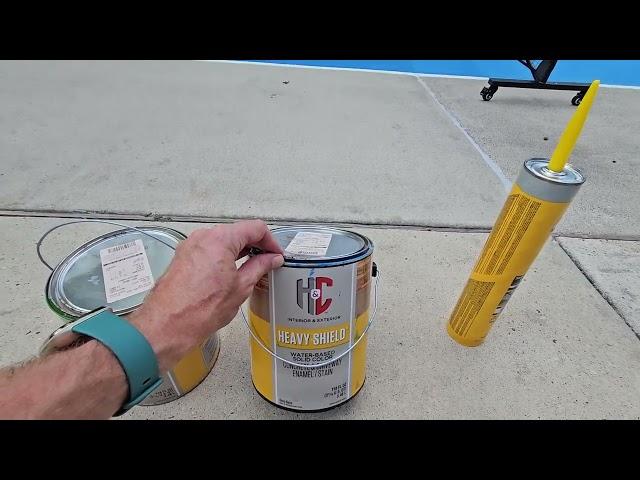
[36,219,178,271]
[241,266,380,369]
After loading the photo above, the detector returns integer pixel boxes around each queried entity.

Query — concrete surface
[423,76,640,238]
[1,61,638,419]
[557,237,640,337]
[1,217,638,419]
[0,60,506,228]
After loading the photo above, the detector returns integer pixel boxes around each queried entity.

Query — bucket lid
[46,227,185,320]
[271,226,373,267]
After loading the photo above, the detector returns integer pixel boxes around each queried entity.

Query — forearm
[0,306,194,419]
[0,304,196,419]
[0,340,128,419]
[0,221,282,420]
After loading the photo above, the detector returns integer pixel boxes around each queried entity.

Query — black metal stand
[480,61,590,106]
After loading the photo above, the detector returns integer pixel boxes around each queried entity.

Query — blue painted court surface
[251,60,640,87]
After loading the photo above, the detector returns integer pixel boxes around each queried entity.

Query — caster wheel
[481,86,496,101]
[571,94,583,106]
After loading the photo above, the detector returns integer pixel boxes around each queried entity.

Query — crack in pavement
[1,209,637,340]
[556,239,640,342]
[1,208,640,241]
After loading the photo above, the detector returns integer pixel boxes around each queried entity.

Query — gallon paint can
[248,226,377,412]
[42,224,220,406]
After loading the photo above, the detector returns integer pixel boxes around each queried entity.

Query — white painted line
[198,60,420,78]
[416,73,488,81]
[197,60,640,90]
[414,75,512,192]
[600,83,640,90]
[198,60,487,81]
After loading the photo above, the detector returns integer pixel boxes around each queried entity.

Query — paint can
[247,226,378,412]
[447,158,586,346]
[40,222,220,405]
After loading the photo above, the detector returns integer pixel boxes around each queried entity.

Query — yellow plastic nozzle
[547,80,600,173]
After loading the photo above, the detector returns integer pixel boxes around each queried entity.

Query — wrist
[128,306,189,373]
[73,310,164,416]
[80,340,128,392]
[67,340,129,418]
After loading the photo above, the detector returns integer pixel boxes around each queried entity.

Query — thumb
[238,253,284,288]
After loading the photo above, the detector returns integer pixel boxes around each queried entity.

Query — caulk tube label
[447,159,584,347]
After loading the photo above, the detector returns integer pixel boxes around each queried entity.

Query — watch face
[39,307,110,356]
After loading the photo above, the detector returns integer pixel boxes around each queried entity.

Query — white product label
[271,263,356,410]
[285,232,332,256]
[99,239,155,303]
[201,334,220,367]
[142,373,180,404]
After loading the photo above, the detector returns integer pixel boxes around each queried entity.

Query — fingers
[236,247,251,261]
[237,253,284,290]
[223,220,284,258]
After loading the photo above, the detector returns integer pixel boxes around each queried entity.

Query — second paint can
[248,226,376,412]
[43,225,220,406]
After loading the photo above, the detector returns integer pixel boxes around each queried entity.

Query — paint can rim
[46,226,186,320]
[269,225,374,268]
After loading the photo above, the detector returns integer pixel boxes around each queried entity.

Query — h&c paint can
[447,158,585,346]
[42,224,220,405]
[247,226,377,412]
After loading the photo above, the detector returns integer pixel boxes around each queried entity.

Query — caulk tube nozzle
[548,80,600,173]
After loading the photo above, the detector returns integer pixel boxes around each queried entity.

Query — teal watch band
[71,310,162,415]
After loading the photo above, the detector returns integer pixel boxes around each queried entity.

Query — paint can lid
[271,226,373,267]
[46,227,185,321]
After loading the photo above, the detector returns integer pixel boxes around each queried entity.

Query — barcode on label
[107,241,136,254]
[202,335,220,366]
[99,239,155,303]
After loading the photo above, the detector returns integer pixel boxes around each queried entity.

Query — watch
[40,307,163,416]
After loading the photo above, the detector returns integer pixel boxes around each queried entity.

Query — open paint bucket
[40,222,220,406]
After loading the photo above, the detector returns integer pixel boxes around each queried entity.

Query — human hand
[129,220,284,372]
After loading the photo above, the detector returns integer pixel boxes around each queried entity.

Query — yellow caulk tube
[447,80,600,347]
